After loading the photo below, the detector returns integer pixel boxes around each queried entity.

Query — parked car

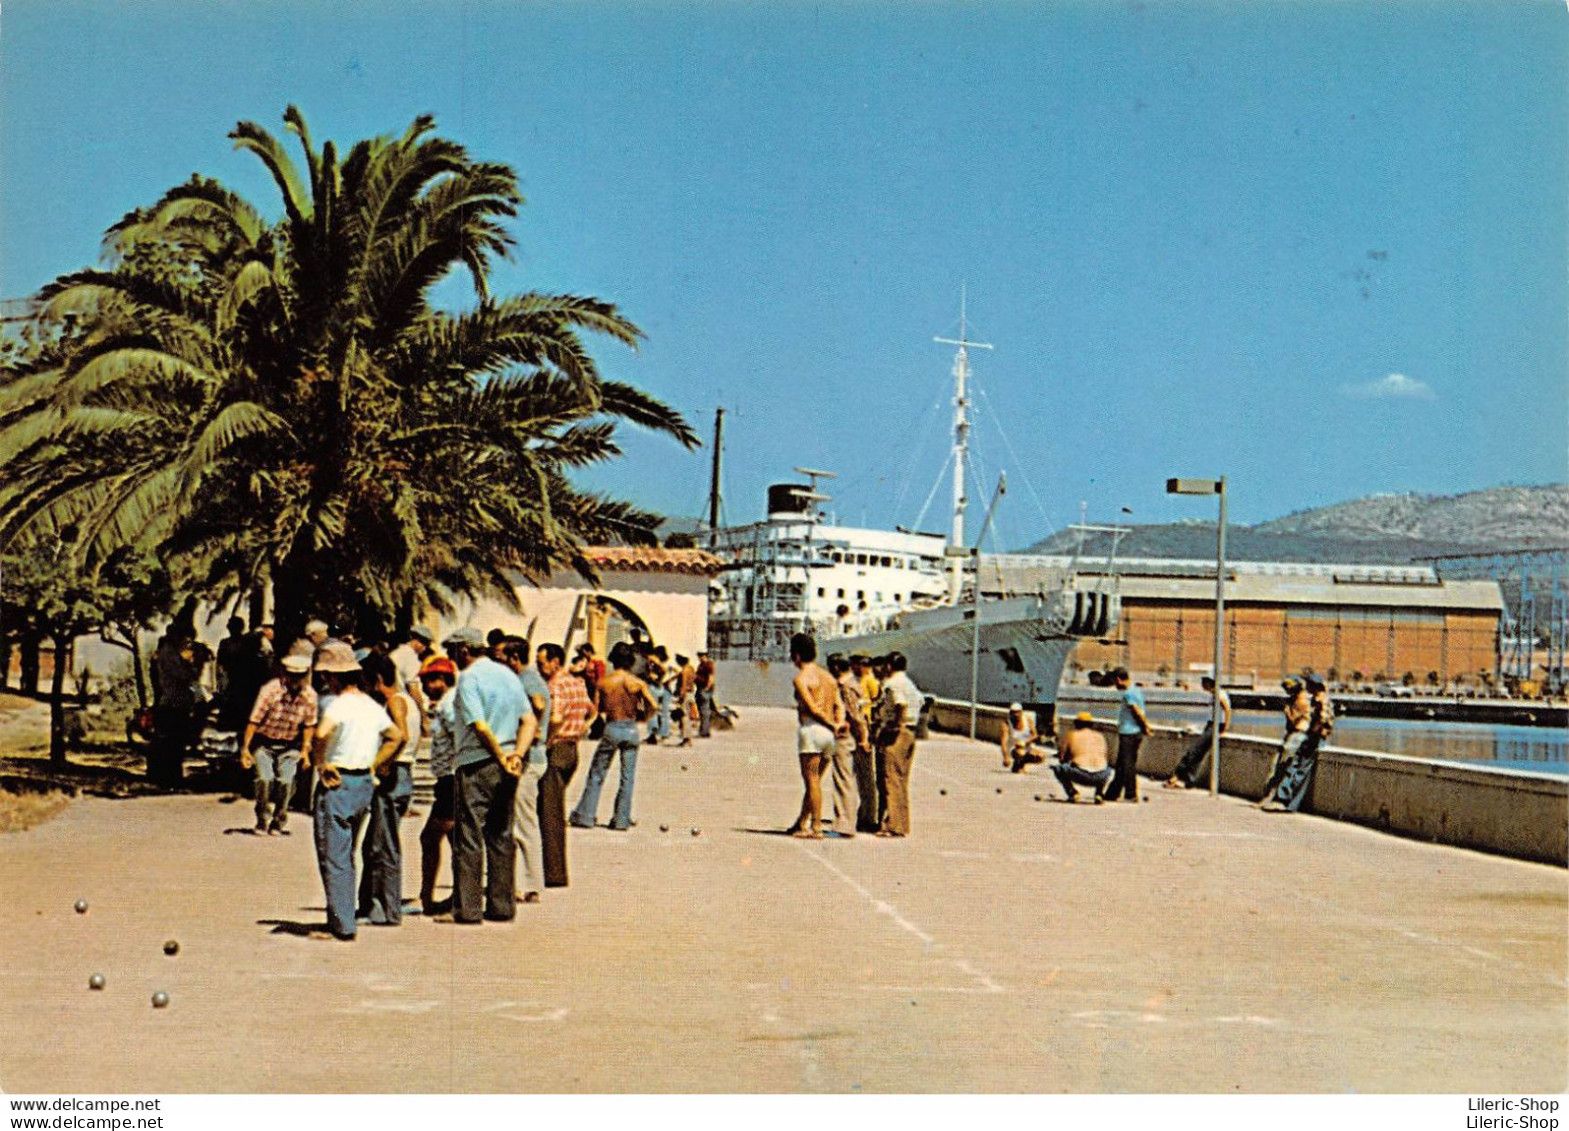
[1377,682,1416,698]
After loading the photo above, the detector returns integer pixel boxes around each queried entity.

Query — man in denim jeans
[572,642,657,831]
[239,654,317,835]
[1051,713,1113,804]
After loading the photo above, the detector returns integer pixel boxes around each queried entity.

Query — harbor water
[1060,697,1568,776]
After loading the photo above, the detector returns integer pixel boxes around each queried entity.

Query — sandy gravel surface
[0,707,1563,1093]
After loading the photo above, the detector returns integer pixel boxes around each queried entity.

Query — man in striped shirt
[240,654,318,835]
[541,643,595,887]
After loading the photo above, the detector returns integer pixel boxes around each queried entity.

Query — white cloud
[1341,373,1435,400]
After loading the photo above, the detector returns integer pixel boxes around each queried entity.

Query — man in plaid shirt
[541,642,596,887]
[240,654,318,835]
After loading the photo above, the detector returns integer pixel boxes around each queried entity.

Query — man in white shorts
[787,633,844,840]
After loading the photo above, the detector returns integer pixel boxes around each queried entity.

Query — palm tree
[0,108,696,636]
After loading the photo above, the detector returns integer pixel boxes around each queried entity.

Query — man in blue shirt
[1102,667,1151,803]
[445,626,529,924]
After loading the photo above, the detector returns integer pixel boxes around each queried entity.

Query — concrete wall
[713,659,796,708]
[925,701,1567,867]
[717,664,1568,867]
[453,569,711,660]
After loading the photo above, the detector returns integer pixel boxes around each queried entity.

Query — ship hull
[830,595,1079,718]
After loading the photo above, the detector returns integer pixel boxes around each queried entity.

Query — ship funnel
[767,483,816,519]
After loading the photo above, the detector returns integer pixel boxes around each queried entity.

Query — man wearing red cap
[416,655,458,916]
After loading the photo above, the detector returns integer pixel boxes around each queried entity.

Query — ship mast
[934,289,992,604]
[705,407,725,549]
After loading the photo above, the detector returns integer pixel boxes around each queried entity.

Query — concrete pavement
[0,706,1563,1093]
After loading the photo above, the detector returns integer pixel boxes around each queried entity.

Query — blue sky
[3,0,1564,549]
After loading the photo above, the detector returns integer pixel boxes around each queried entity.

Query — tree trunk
[20,632,41,696]
[48,634,69,768]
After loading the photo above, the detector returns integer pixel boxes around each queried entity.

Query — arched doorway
[579,595,654,656]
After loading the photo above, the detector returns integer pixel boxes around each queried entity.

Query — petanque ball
[163,939,180,957]
[995,788,1003,794]
[938,789,947,796]
[74,899,89,914]
[681,764,688,771]
[151,991,169,1009]
[690,827,702,837]
[659,824,670,833]
[1034,794,1043,802]
[88,973,106,991]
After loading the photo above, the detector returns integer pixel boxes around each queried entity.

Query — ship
[704,306,1122,724]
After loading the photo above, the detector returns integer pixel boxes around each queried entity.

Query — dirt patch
[0,788,71,833]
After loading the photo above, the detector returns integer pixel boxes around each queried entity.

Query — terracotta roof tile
[584,546,725,576]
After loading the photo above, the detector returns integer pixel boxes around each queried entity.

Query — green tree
[0,528,168,765]
[1,108,696,639]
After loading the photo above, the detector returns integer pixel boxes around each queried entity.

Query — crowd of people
[1010,665,1334,810]
[786,634,924,840]
[157,609,1342,938]
[196,617,721,941]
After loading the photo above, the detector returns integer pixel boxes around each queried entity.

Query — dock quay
[0,704,1563,1093]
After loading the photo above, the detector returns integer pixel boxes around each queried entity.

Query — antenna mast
[706,407,726,547]
[934,287,992,604]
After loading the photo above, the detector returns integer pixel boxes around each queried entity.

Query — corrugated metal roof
[983,562,1503,611]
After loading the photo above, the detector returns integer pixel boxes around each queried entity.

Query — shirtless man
[1052,712,1112,803]
[788,633,845,839]
[569,642,658,831]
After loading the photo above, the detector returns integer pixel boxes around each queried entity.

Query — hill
[1019,485,1568,563]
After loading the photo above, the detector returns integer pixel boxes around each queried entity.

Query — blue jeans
[572,721,639,830]
[313,771,375,938]
[1052,762,1114,800]
[646,688,671,742]
[358,763,413,924]
[251,739,302,829]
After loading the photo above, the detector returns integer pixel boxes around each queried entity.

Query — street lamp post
[1166,476,1228,797]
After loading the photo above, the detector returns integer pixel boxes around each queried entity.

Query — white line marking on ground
[861,984,1010,995]
[343,999,441,1014]
[483,1001,569,1023]
[1305,894,1564,988]
[937,850,992,859]
[791,839,1005,994]
[1009,852,1058,863]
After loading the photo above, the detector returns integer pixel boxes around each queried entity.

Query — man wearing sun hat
[309,641,400,940]
[239,653,319,835]
[1052,712,1112,803]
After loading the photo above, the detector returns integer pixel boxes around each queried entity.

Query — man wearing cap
[289,619,331,662]
[240,654,319,835]
[445,626,528,924]
[874,652,922,837]
[1163,676,1232,790]
[1002,703,1046,773]
[309,642,400,940]
[1052,713,1112,803]
[1260,677,1311,801]
[387,627,434,723]
[417,655,459,915]
[1101,667,1151,803]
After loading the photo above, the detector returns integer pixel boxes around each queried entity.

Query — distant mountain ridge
[1020,485,1568,564]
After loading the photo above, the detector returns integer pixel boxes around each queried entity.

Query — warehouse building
[982,556,1505,689]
